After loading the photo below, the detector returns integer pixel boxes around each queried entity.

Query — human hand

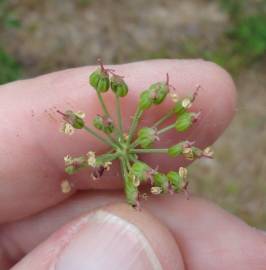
[0,60,265,269]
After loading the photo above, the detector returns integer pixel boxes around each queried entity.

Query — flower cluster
[58,60,213,207]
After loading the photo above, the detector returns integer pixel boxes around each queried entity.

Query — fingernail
[54,210,163,270]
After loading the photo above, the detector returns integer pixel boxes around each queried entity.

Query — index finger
[0,59,236,223]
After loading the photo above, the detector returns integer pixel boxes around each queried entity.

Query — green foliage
[0,0,21,29]
[0,0,21,84]
[0,48,21,85]
[210,0,266,72]
[228,15,266,61]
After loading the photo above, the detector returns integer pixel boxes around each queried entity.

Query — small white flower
[132,175,140,187]
[170,92,179,103]
[151,186,162,195]
[182,98,192,109]
[179,167,188,179]
[182,147,194,160]
[60,123,74,135]
[64,155,73,166]
[74,111,86,119]
[103,161,112,171]
[203,147,214,158]
[61,180,72,194]
[87,151,96,167]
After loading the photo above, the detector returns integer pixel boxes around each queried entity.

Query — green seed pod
[125,176,138,206]
[65,165,76,175]
[111,76,128,97]
[153,173,169,192]
[130,161,149,182]
[137,127,157,148]
[93,115,114,134]
[93,115,104,130]
[65,111,85,129]
[168,143,183,157]
[89,68,110,93]
[173,100,187,115]
[139,90,153,110]
[175,112,193,132]
[167,171,182,192]
[149,82,169,105]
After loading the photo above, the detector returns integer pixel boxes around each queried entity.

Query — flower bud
[93,115,114,134]
[130,161,149,182]
[167,171,183,192]
[137,127,157,148]
[139,90,153,110]
[89,68,110,93]
[149,82,169,105]
[153,173,169,192]
[111,75,128,97]
[175,112,193,132]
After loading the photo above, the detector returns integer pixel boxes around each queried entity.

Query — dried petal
[61,180,72,194]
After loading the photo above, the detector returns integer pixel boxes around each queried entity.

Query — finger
[1,192,265,270]
[0,59,236,222]
[10,203,184,270]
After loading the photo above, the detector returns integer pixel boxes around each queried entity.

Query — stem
[130,139,140,148]
[127,107,143,145]
[129,154,138,163]
[96,91,109,117]
[152,110,174,128]
[115,94,123,134]
[97,152,119,162]
[83,126,116,148]
[130,148,168,154]
[157,123,176,135]
[120,157,128,179]
[96,91,121,144]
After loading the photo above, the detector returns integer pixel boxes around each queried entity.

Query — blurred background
[0,0,265,228]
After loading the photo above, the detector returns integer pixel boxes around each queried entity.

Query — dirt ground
[1,0,266,228]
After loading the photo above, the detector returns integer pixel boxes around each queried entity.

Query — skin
[0,60,265,269]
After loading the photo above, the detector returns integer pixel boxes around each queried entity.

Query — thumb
[12,204,184,270]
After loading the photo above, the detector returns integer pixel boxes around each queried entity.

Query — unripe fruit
[65,165,75,175]
[111,76,128,97]
[175,112,193,132]
[130,161,149,182]
[153,173,169,192]
[167,171,182,192]
[64,111,85,129]
[149,82,169,104]
[93,115,114,134]
[168,143,183,157]
[89,68,110,93]
[139,90,153,110]
[137,127,157,148]
[173,100,187,115]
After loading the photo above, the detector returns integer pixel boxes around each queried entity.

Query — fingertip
[12,203,184,270]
